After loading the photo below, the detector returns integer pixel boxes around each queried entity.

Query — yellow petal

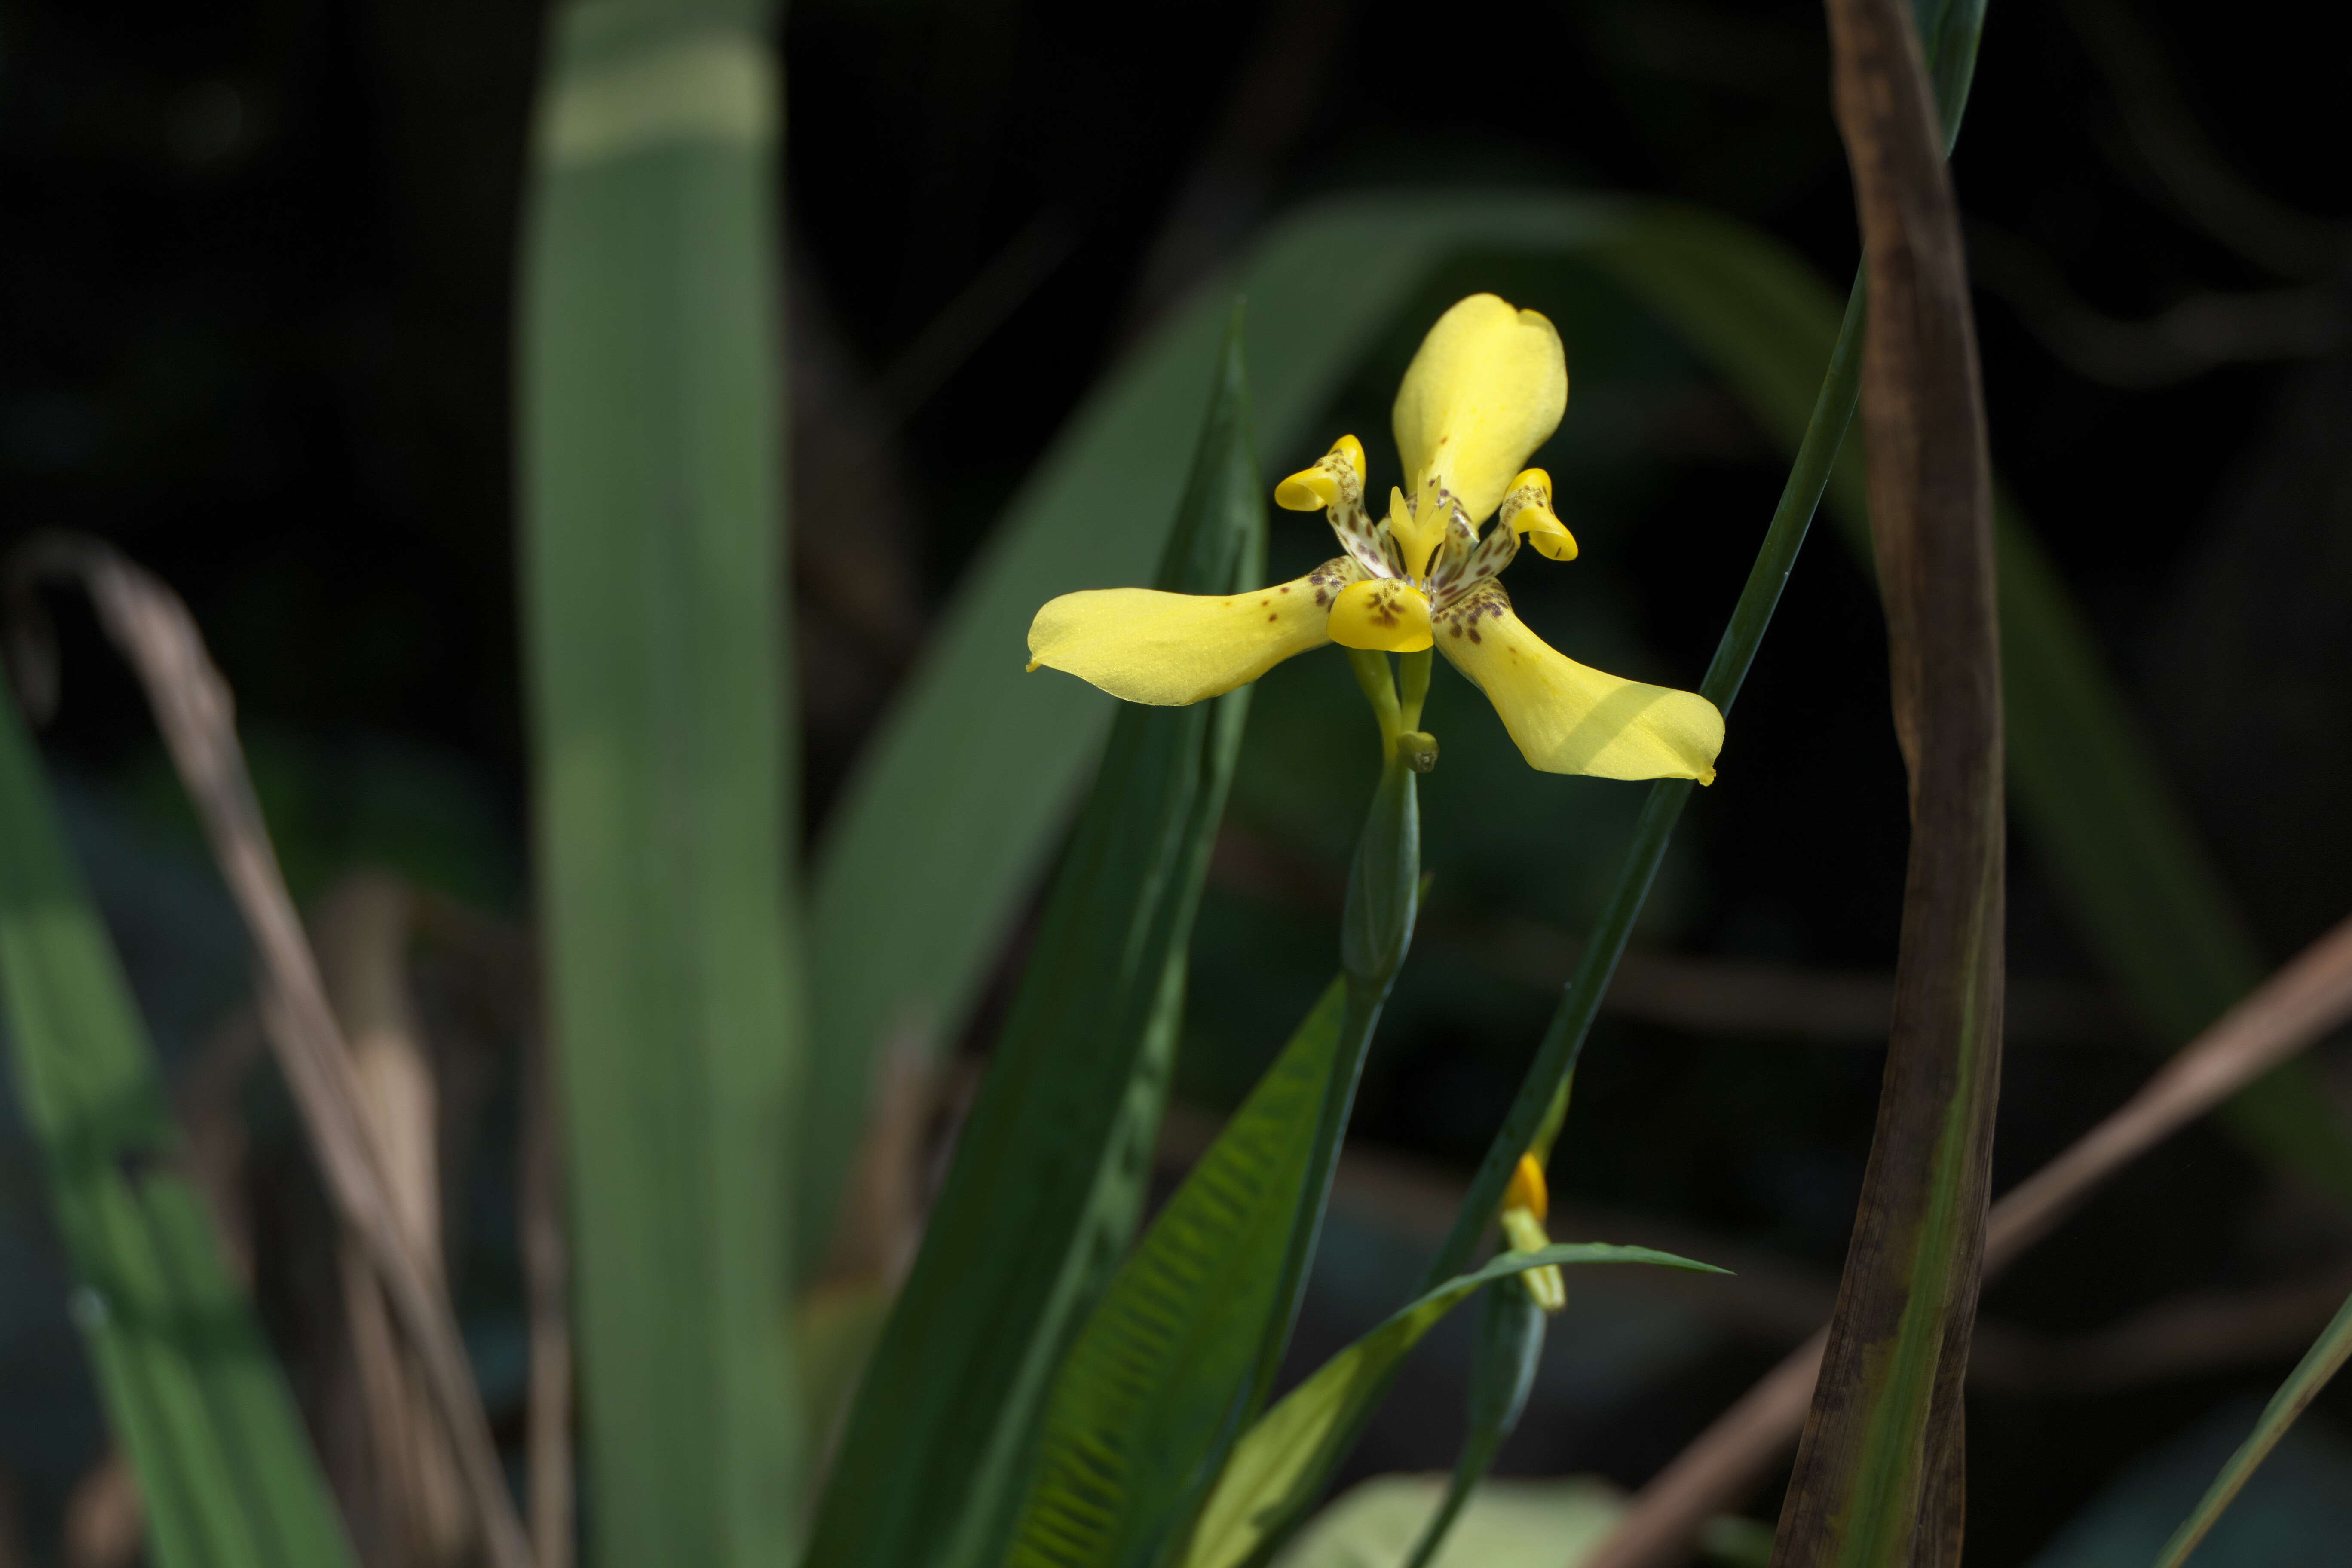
[1391,295,1568,526]
[1501,467,1577,561]
[1025,569,1343,705]
[1326,578,1432,653]
[1274,434,1366,511]
[1438,585,1722,782]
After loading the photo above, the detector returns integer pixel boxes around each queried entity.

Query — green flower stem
[1398,648,1433,732]
[1255,750,1420,1414]
[1422,278,1866,1290]
[1345,647,1405,747]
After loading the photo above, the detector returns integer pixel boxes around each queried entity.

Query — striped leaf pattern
[1007,980,1348,1568]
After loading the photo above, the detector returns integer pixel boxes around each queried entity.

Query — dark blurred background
[3,0,2350,1563]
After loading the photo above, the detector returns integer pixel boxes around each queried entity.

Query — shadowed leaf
[807,309,1267,1568]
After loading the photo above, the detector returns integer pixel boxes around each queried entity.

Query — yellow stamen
[1274,434,1366,511]
[1327,578,1432,653]
[1385,484,1448,579]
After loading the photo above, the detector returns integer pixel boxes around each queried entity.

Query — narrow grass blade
[2153,1286,2352,1568]
[518,4,803,1561]
[1179,1244,1724,1568]
[0,689,359,1568]
[806,309,1267,1568]
[1397,1282,1547,1568]
[1770,0,2006,1562]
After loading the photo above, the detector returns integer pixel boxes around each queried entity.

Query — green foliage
[2154,1287,2352,1568]
[1004,980,1348,1568]
[1598,201,2352,1201]
[0,691,358,1568]
[517,1,804,1560]
[797,196,1620,1277]
[808,170,2352,1334]
[806,311,1267,1568]
[1181,1244,1724,1568]
[1396,1283,1547,1568]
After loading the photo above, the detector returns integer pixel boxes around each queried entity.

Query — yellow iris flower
[1025,294,1724,783]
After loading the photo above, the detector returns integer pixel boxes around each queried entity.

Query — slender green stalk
[1269,677,1422,1405]
[1397,1284,1546,1568]
[1423,284,1866,1289]
[2153,1285,2352,1568]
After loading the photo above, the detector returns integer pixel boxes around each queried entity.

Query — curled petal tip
[1275,434,1367,511]
[1274,470,1338,511]
[1502,469,1577,560]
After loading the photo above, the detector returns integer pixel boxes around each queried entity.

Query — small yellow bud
[1395,730,1439,773]
[1503,1152,1549,1221]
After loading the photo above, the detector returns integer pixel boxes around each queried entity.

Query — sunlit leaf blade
[0,690,359,1568]
[2152,1286,2352,1568]
[1004,980,1348,1568]
[1181,1244,1724,1568]
[1002,693,1427,1568]
[517,3,803,1559]
[806,309,1268,1568]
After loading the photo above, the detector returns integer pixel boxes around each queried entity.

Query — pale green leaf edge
[2152,1286,2352,1568]
[1184,1242,1724,1568]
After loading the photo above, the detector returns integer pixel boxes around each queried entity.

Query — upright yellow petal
[1391,295,1568,525]
[1025,567,1347,706]
[1436,584,1722,782]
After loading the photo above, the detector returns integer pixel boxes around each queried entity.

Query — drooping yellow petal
[1025,568,1344,705]
[1326,578,1432,653]
[1437,584,1722,782]
[1392,295,1568,526]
